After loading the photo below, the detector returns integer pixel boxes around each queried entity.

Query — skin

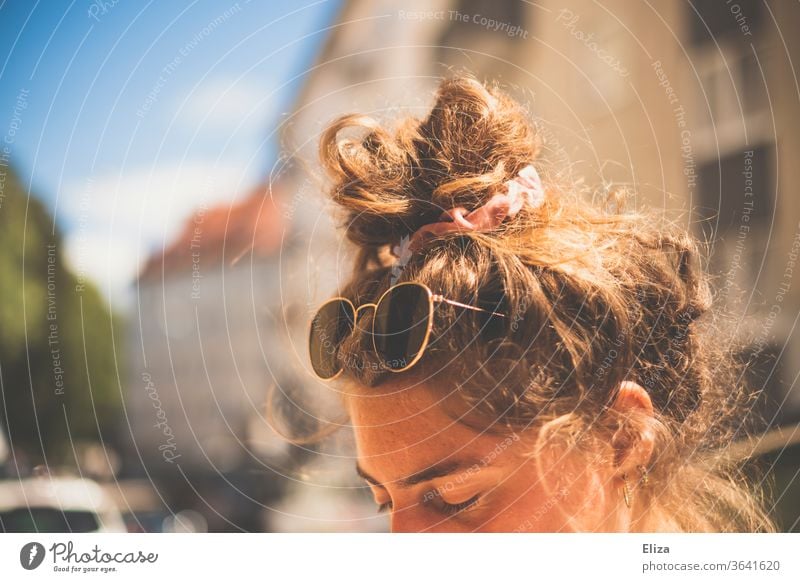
[347,380,655,532]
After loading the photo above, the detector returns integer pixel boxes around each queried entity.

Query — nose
[389,507,429,533]
[390,506,466,533]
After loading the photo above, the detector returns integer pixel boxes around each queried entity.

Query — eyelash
[376,495,480,515]
[440,495,480,516]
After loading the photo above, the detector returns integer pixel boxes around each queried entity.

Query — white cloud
[61,160,260,308]
[63,230,140,307]
[177,77,275,133]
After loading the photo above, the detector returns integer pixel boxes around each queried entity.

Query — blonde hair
[311,75,776,532]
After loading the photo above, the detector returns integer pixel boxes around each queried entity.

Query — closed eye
[377,496,479,516]
[440,494,480,516]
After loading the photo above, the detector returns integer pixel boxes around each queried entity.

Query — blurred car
[98,478,170,532]
[0,476,126,532]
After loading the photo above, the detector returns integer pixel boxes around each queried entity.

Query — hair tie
[392,164,545,257]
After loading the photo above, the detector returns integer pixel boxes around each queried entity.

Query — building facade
[124,186,293,530]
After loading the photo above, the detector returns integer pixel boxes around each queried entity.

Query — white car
[0,476,126,532]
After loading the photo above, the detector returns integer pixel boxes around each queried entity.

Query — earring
[621,473,633,508]
[637,464,649,487]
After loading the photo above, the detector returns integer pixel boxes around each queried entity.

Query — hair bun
[319,75,542,252]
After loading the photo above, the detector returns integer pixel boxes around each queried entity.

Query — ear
[609,381,656,477]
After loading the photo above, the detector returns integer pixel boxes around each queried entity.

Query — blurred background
[0,0,798,532]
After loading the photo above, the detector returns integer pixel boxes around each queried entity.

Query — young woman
[307,75,775,532]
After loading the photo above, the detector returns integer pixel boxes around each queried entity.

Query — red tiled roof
[138,182,285,280]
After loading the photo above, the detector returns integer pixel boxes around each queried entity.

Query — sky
[0,0,341,308]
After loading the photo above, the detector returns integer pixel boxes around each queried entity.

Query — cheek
[481,450,612,532]
[480,469,574,532]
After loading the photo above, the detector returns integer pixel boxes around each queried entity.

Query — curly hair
[311,74,775,532]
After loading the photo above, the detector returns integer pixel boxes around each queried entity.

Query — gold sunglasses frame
[309,281,506,381]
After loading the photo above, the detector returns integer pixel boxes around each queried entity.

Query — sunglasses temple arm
[433,295,507,318]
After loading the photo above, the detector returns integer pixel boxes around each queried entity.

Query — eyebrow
[356,459,480,489]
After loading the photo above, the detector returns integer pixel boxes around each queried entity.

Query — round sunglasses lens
[373,284,432,371]
[309,300,355,379]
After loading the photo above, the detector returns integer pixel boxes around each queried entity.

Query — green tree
[0,166,122,465]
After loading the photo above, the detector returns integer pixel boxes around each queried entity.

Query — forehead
[346,381,520,481]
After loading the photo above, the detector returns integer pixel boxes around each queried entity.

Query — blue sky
[0,0,340,306]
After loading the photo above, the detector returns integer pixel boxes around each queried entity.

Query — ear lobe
[609,381,656,473]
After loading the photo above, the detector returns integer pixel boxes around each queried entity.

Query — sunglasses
[308,281,506,380]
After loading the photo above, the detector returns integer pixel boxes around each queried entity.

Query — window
[688,0,763,45]
[696,145,775,284]
[0,507,99,532]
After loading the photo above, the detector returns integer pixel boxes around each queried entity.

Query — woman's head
[312,75,774,532]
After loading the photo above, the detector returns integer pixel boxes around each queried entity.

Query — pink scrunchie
[399,164,545,255]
